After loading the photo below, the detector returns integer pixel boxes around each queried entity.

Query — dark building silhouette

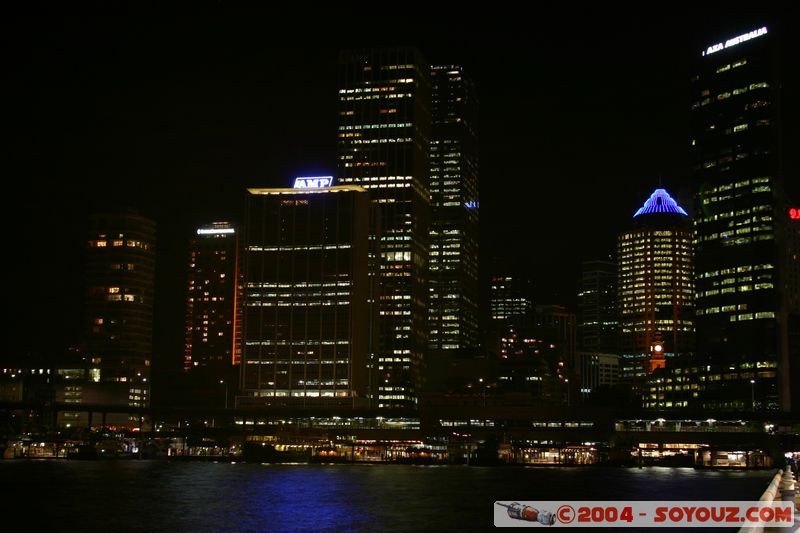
[577,260,619,354]
[428,65,480,355]
[337,47,431,408]
[81,209,155,426]
[183,222,242,407]
[496,305,576,406]
[690,23,798,411]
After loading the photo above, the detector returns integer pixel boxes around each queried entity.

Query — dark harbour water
[0,461,775,532]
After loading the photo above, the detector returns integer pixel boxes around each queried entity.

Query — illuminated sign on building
[293,176,334,189]
[790,208,800,221]
[702,26,768,56]
[197,228,235,235]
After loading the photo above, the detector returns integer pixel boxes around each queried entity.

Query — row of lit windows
[253,390,352,398]
[246,244,351,252]
[345,137,413,145]
[106,294,137,302]
[90,239,150,250]
[699,186,772,204]
[248,291,349,298]
[618,254,692,262]
[696,307,775,318]
[619,241,691,250]
[339,93,412,102]
[700,227,773,242]
[702,151,749,168]
[715,58,748,73]
[694,81,769,107]
[249,281,350,289]
[699,283,773,296]
[338,83,410,95]
[244,357,350,363]
[246,301,350,307]
[338,122,411,131]
[619,233,690,242]
[361,182,411,189]
[699,264,773,278]
[702,177,771,194]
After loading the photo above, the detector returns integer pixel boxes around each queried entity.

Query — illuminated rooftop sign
[790,208,800,221]
[633,189,688,218]
[702,26,767,56]
[293,176,334,189]
[197,228,235,235]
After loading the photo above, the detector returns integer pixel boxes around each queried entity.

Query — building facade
[577,260,620,354]
[183,222,242,405]
[240,184,378,407]
[496,305,576,406]
[691,24,797,410]
[578,352,620,398]
[82,209,155,424]
[618,189,694,385]
[337,47,431,408]
[428,65,480,355]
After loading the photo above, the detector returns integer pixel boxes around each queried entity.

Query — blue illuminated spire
[633,188,688,218]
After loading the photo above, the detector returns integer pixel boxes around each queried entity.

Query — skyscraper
[184,222,242,404]
[618,189,694,384]
[83,209,155,421]
[428,65,480,355]
[691,24,798,410]
[240,183,378,407]
[489,275,532,323]
[337,48,431,408]
[577,260,619,354]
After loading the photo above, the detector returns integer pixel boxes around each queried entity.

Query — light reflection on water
[0,461,774,532]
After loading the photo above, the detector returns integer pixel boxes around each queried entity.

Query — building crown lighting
[633,188,688,218]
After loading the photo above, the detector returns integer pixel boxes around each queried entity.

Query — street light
[750,380,755,411]
[220,380,228,409]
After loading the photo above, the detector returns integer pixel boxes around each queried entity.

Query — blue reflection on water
[0,461,775,532]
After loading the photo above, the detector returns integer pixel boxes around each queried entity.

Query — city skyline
[6,9,797,373]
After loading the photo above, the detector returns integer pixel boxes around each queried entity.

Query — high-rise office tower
[337,48,431,408]
[240,183,378,407]
[428,65,480,355]
[489,275,531,323]
[184,222,242,404]
[577,260,620,354]
[83,209,155,418]
[691,24,798,410]
[618,189,694,383]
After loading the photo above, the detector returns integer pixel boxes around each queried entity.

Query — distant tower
[83,209,155,422]
[337,47,431,408]
[577,260,619,354]
[490,275,531,323]
[428,65,480,355]
[618,189,694,384]
[241,182,379,408]
[184,222,242,402]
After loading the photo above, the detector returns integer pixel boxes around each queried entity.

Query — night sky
[4,7,796,374]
